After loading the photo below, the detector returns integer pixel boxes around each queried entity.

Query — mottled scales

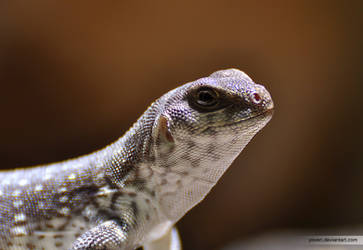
[0,69,273,249]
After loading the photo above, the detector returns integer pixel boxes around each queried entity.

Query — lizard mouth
[238,103,274,122]
[201,108,274,133]
[252,108,274,120]
[229,108,273,127]
[240,108,274,124]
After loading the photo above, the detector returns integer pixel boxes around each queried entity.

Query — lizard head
[153,68,273,159]
[150,68,273,221]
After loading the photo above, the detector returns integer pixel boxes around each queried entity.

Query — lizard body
[0,69,273,249]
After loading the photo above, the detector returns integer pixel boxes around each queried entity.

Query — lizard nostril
[251,93,262,104]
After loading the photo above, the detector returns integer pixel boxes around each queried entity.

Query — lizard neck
[98,103,159,187]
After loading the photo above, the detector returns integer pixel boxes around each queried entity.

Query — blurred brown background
[0,1,362,249]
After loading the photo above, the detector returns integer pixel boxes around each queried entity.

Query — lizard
[0,68,274,250]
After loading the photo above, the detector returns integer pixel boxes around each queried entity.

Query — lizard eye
[195,87,219,108]
[188,86,228,112]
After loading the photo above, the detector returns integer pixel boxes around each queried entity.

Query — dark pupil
[197,90,217,106]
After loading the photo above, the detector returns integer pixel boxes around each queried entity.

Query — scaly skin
[0,69,273,249]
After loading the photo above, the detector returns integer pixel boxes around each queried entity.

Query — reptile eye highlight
[188,87,225,112]
[196,88,218,107]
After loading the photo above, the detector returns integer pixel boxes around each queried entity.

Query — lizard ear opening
[156,115,175,144]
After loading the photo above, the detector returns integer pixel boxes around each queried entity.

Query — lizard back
[0,69,274,249]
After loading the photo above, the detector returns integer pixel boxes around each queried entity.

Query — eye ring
[195,87,219,107]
